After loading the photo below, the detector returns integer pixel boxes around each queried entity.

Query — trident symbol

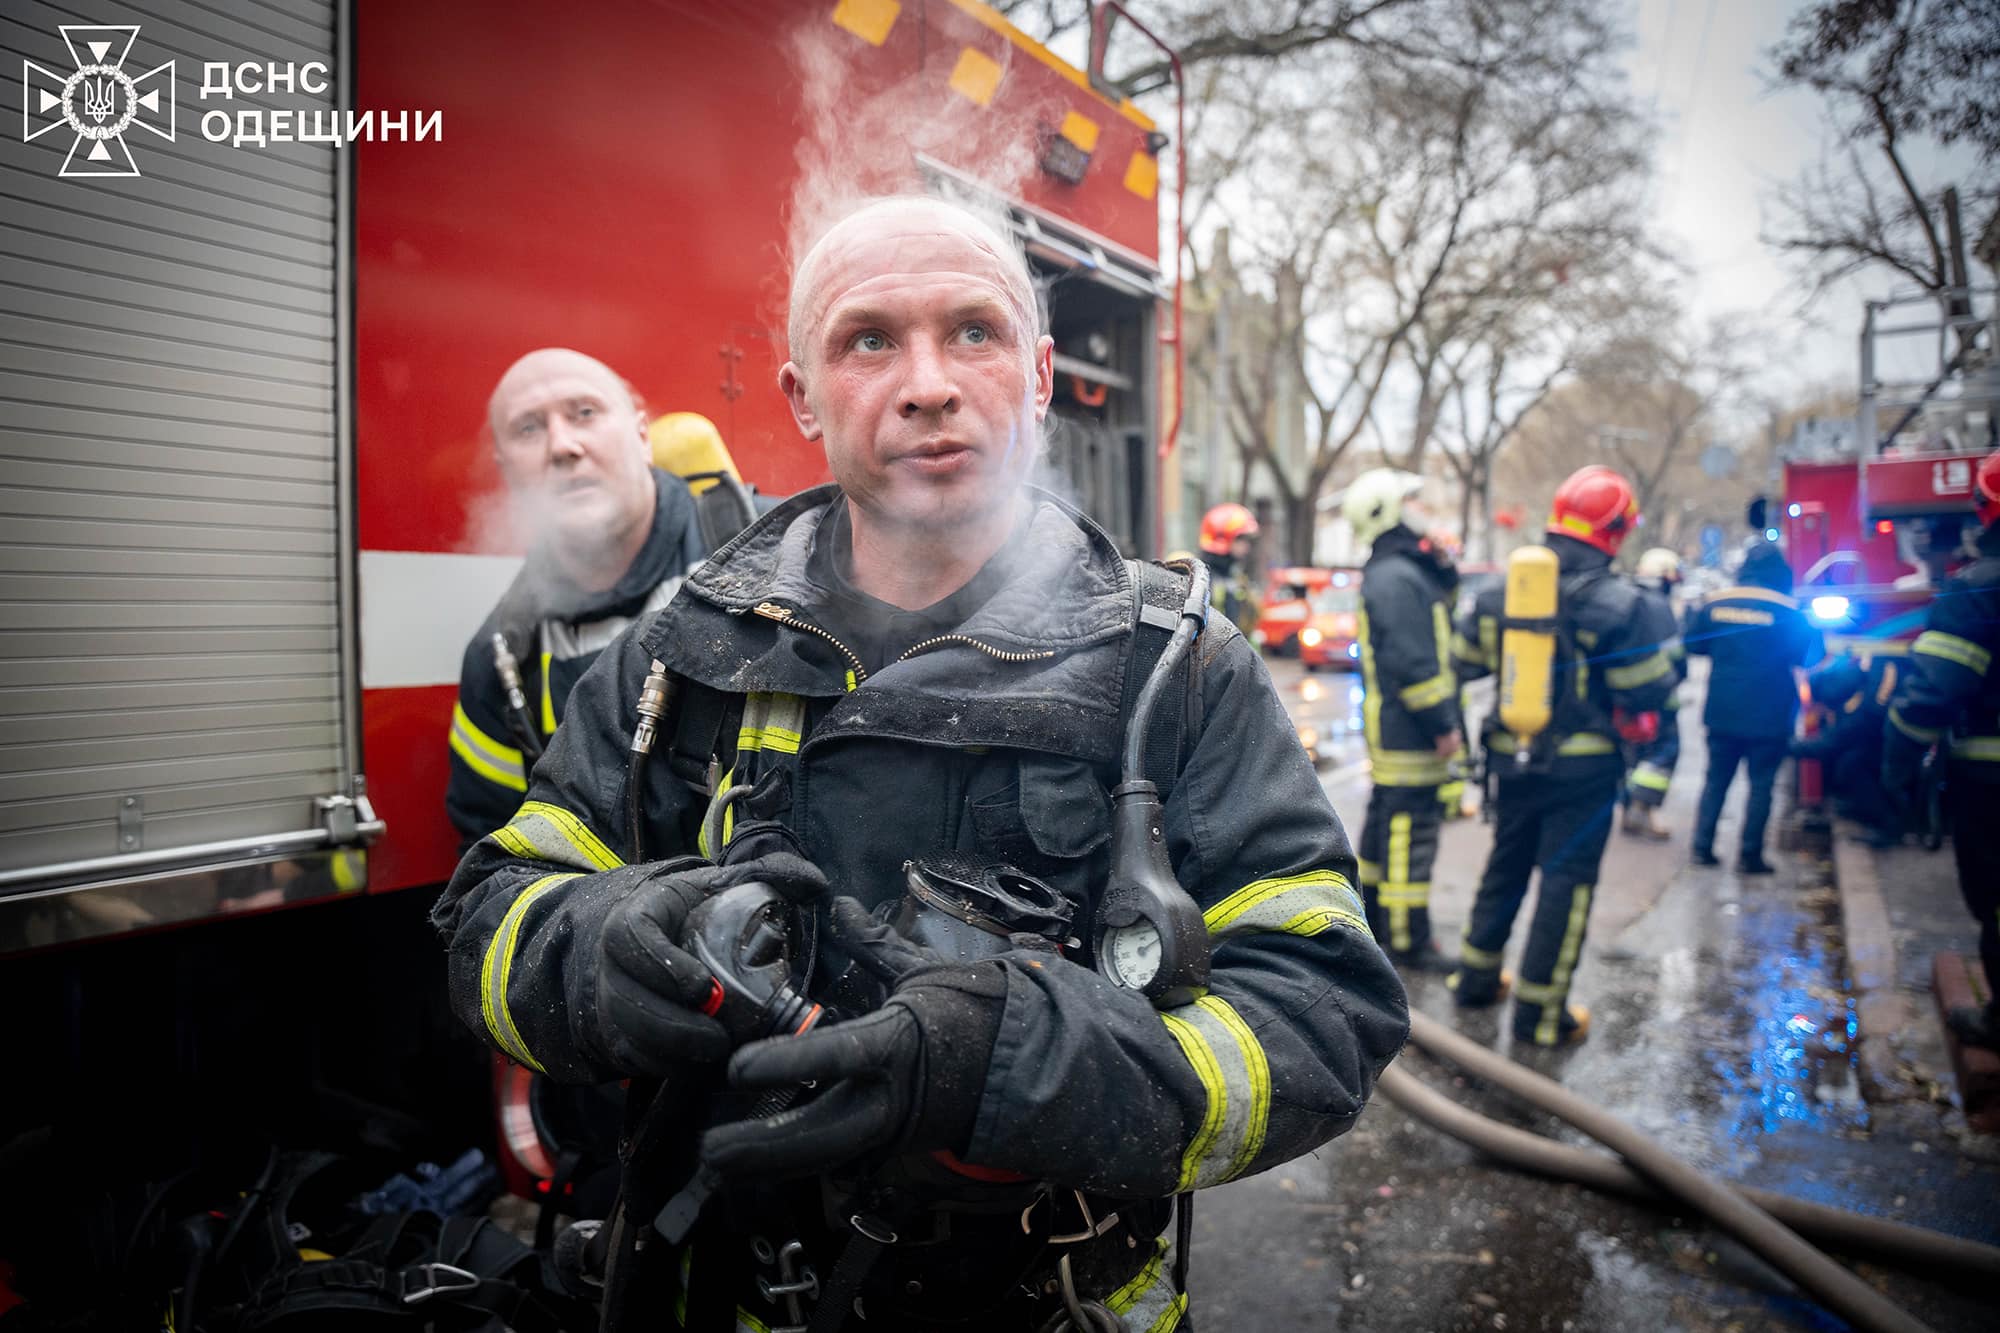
[83,74,115,123]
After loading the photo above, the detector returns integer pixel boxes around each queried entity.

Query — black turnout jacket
[431,486,1407,1323]
[1357,524,1461,786]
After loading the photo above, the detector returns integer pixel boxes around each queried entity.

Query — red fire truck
[0,0,1179,1163]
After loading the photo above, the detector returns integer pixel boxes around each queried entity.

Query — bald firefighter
[1343,468,1462,970]
[1883,449,2000,1047]
[1449,466,1677,1045]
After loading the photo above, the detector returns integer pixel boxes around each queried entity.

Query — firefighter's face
[781,202,1054,539]
[489,349,654,549]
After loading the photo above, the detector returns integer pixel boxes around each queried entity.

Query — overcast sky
[1624,0,1979,403]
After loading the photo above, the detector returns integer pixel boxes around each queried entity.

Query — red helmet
[1547,465,1640,556]
[1200,502,1260,555]
[1978,449,2000,527]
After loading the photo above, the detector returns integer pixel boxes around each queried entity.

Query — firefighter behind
[1448,466,1677,1046]
[446,349,709,846]
[1882,449,2000,1047]
[1621,547,1687,840]
[1683,538,1823,874]
[1792,654,1903,848]
[432,196,1407,1329]
[1198,501,1261,634]
[1341,468,1462,971]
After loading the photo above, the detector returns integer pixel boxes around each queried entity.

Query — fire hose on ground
[1379,1011,2000,1333]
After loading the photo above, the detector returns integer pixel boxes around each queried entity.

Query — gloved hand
[583,852,830,1077]
[701,906,1006,1182]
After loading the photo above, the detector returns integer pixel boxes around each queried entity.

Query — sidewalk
[1832,817,1984,1117]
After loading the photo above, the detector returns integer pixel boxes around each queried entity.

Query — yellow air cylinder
[1498,545,1560,749]
[648,412,739,495]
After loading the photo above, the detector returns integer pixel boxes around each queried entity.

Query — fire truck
[0,0,1179,1162]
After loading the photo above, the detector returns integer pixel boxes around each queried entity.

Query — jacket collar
[1367,523,1458,590]
[1547,533,1611,577]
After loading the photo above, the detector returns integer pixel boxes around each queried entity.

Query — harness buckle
[399,1262,480,1304]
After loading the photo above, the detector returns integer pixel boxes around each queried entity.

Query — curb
[1829,831,1919,1100]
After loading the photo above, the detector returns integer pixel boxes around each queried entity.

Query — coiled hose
[1388,1011,1953,1333]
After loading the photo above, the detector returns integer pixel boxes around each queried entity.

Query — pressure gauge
[1102,919,1164,990]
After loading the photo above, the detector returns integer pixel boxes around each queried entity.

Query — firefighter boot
[1622,805,1670,841]
[1446,965,1513,1008]
[1514,1002,1591,1049]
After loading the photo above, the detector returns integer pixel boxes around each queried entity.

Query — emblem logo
[22,25,175,178]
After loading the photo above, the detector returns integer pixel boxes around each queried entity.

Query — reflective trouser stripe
[1525,885,1592,1045]
[1383,811,1427,951]
[1371,749,1450,786]
[1605,649,1673,691]
[1161,994,1271,1188]
[480,873,579,1072]
[449,702,527,791]
[1914,630,1993,675]
[539,650,557,735]
[1888,706,1942,745]
[1107,1237,1188,1332]
[1486,731,1618,757]
[489,800,624,870]
[1203,869,1367,942]
[1459,940,1504,969]
[1629,763,1672,792]
[1950,736,2000,761]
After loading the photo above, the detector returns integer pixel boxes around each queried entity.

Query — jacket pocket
[966,753,1112,884]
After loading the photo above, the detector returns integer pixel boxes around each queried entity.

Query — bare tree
[1765,0,2000,298]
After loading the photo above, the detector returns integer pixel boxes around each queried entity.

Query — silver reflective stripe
[1160,994,1270,1189]
[488,800,623,871]
[1203,870,1367,942]
[1106,1237,1188,1332]
[540,575,683,660]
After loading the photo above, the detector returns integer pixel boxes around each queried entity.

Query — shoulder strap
[664,679,737,791]
[1120,559,1203,801]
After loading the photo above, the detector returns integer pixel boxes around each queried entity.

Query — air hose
[1374,1063,2000,1280]
[1391,1012,1938,1333]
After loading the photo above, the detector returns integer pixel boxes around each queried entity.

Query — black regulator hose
[1121,559,1211,784]
[1399,1012,1936,1333]
[1375,1063,2000,1282]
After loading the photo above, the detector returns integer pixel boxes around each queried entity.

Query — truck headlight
[1299,627,1323,648]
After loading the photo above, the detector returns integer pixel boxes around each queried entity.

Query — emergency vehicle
[0,0,1178,948]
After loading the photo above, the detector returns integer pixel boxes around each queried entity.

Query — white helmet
[1636,547,1681,582]
[1341,468,1425,548]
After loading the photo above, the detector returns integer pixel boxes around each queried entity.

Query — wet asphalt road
[1186,656,2000,1332]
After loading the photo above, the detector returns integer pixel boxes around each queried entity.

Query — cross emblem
[22,25,176,178]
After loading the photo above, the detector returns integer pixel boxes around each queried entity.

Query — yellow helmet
[1340,468,1424,547]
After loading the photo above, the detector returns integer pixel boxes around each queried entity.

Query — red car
[1257,566,1343,654]
[1299,572,1365,670]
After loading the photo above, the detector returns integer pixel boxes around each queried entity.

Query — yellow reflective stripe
[1357,608,1381,751]
[1875,661,1898,707]
[449,702,527,792]
[539,650,557,735]
[1355,857,1382,886]
[1604,650,1672,691]
[1386,812,1414,949]
[1399,671,1456,711]
[497,801,624,871]
[1370,750,1450,786]
[1888,706,1942,745]
[1479,615,1498,664]
[1949,736,2000,761]
[737,691,806,755]
[330,849,366,893]
[1914,631,1993,676]
[697,766,733,859]
[1451,631,1484,663]
[1533,884,1592,1045]
[1629,763,1672,793]
[1486,731,1617,757]
[1203,869,1367,941]
[1705,585,1796,609]
[479,873,577,1072]
[1107,1238,1188,1331]
[1459,940,1504,969]
[1160,994,1270,1189]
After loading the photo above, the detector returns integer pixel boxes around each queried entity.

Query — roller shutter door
[0,0,345,875]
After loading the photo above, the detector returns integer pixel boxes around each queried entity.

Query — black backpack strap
[664,679,736,791]
[1120,559,1203,802]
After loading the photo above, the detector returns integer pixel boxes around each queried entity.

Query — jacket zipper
[896,633,1057,666]
[752,601,870,683]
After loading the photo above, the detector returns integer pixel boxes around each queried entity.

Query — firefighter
[1198,501,1261,634]
[1684,539,1823,873]
[431,196,1407,1330]
[1793,654,1901,847]
[1882,449,2000,1047]
[1621,547,1687,840]
[446,349,708,847]
[1448,466,1677,1046]
[1341,468,1461,970]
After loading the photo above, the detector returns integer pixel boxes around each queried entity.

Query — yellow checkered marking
[831,0,899,46]
[1060,109,1100,152]
[949,46,1004,106]
[1124,149,1159,199]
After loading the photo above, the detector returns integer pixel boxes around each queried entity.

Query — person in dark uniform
[1449,466,1677,1047]
[1792,654,1902,847]
[1341,467,1461,971]
[1198,501,1261,635]
[1621,547,1687,840]
[1683,539,1822,873]
[1883,450,2000,1047]
[447,349,708,847]
[432,196,1407,1329]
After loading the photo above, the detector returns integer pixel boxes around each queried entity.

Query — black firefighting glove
[700,901,1007,1181]
[582,852,830,1077]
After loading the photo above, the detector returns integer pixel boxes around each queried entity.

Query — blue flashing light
[1808,595,1852,625]
[1787,502,1802,518]
[1765,527,1781,542]
[1346,641,1360,659]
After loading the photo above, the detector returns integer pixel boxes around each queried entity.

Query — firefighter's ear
[779,361,822,442]
[1031,335,1055,422]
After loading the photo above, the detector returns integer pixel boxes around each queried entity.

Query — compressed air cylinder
[1498,545,1560,745]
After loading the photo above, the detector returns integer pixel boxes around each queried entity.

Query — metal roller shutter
[0,0,348,876]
